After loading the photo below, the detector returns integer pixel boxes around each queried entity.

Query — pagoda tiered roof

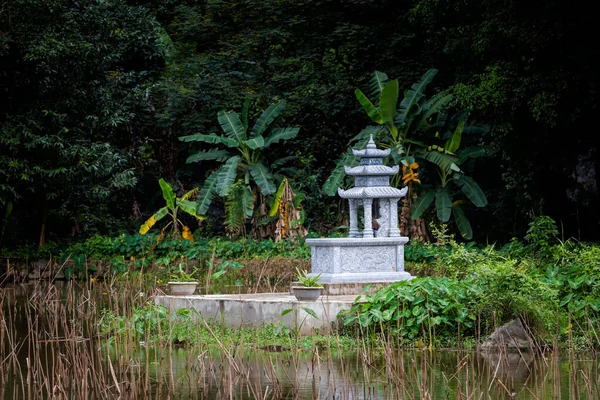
[352,147,391,157]
[344,165,399,176]
[338,186,408,199]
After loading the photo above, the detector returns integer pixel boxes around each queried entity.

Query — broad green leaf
[355,89,383,124]
[250,101,285,137]
[445,120,464,153]
[139,206,168,234]
[281,308,293,316]
[422,150,460,174]
[241,98,250,130]
[179,133,238,147]
[292,193,304,209]
[249,162,276,195]
[216,156,241,196]
[452,205,473,239]
[301,307,318,319]
[196,171,219,214]
[435,186,452,222]
[411,189,435,219]
[369,70,389,98]
[159,178,176,210]
[217,110,246,143]
[457,146,497,164]
[423,92,453,120]
[264,127,299,147]
[397,69,437,125]
[177,199,206,220]
[323,150,357,196]
[380,79,399,126]
[181,187,199,201]
[186,149,232,163]
[241,184,255,218]
[245,135,265,149]
[225,183,248,231]
[454,175,487,207]
[269,177,287,216]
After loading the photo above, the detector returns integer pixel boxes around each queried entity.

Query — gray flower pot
[291,286,322,301]
[168,282,198,296]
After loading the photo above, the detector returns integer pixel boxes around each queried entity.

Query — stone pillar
[362,198,374,238]
[348,199,360,238]
[388,198,401,237]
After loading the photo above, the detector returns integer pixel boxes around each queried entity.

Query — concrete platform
[155,293,362,334]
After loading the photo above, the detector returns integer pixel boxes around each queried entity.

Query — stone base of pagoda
[305,237,414,288]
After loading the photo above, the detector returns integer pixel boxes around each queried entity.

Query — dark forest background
[1,0,598,246]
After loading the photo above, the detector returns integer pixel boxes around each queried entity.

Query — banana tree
[407,117,493,239]
[180,100,299,235]
[139,179,205,241]
[324,69,452,194]
[325,69,493,239]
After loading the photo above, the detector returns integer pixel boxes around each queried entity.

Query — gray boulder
[481,319,533,351]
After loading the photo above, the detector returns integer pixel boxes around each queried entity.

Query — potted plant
[168,263,199,296]
[291,268,323,301]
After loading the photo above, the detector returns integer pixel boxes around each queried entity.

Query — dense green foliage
[1,0,598,245]
[346,218,600,350]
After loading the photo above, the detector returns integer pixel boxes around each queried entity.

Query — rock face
[481,319,533,351]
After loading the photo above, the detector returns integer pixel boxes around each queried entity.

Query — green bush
[346,258,559,345]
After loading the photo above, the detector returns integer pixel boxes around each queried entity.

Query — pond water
[1,282,598,399]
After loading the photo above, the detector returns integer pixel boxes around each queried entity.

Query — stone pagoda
[339,135,407,239]
[305,136,413,294]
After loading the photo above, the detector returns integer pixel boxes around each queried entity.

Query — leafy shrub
[346,260,559,345]
[525,215,559,253]
[346,277,478,344]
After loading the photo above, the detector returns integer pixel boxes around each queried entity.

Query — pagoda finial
[366,134,377,149]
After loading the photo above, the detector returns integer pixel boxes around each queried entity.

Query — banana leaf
[245,135,265,150]
[369,70,389,99]
[435,186,452,222]
[186,149,232,163]
[139,206,168,234]
[179,133,238,147]
[323,149,356,196]
[454,174,487,207]
[177,199,206,219]
[196,171,219,214]
[249,161,276,195]
[264,127,299,147]
[159,179,176,210]
[218,110,246,144]
[355,89,383,124]
[411,188,435,219]
[379,79,399,126]
[452,204,473,239]
[216,156,241,196]
[250,101,285,137]
[445,120,464,153]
